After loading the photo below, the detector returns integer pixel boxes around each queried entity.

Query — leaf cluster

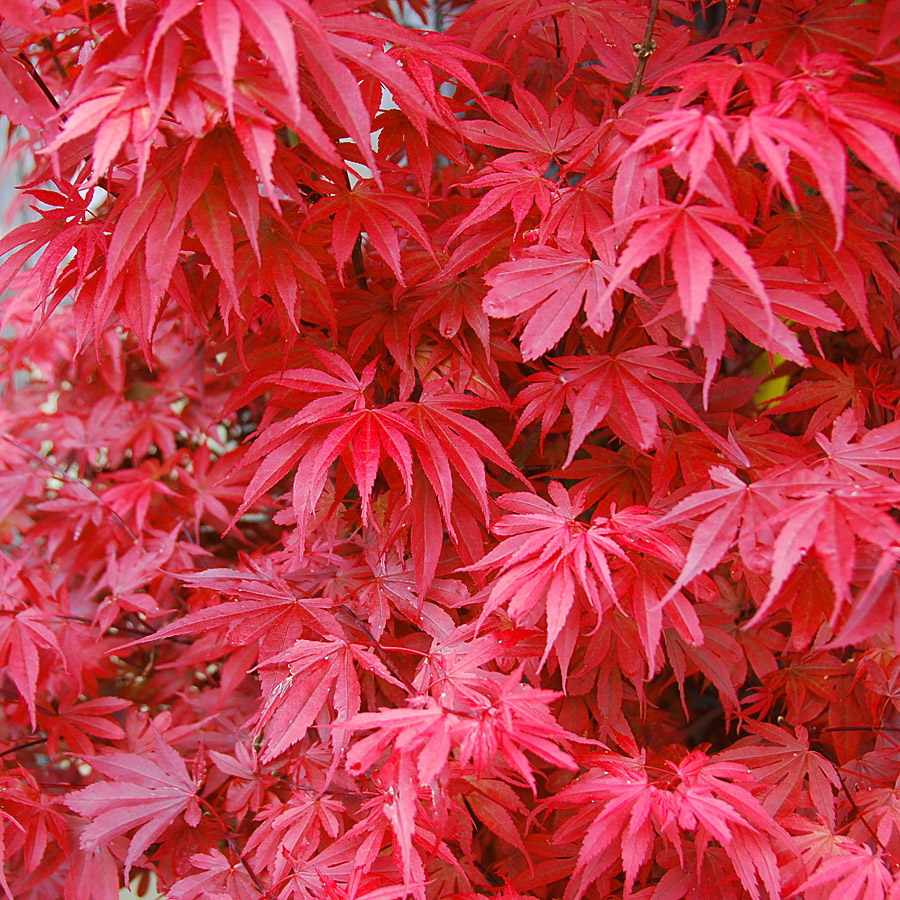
[1,0,900,898]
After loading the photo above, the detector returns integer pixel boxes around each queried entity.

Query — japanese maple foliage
[2,0,900,897]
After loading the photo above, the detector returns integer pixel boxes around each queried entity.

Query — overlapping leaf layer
[1,0,900,897]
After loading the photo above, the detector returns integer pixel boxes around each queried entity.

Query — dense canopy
[1,0,900,898]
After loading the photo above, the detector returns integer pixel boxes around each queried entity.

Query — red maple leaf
[38,695,130,758]
[166,849,259,900]
[230,350,421,540]
[64,732,202,880]
[460,88,594,169]
[253,635,403,763]
[466,484,678,677]
[514,347,706,463]
[347,667,577,794]
[482,246,640,360]
[602,201,773,341]
[551,748,786,900]
[650,266,842,405]
[720,721,840,828]
[0,605,67,728]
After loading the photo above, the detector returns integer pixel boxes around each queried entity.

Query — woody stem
[628,0,661,99]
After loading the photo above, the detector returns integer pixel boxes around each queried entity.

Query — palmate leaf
[0,607,67,728]
[466,484,682,677]
[661,461,900,628]
[448,164,557,247]
[723,0,883,70]
[735,108,847,246]
[241,791,346,879]
[233,217,329,335]
[551,749,785,900]
[794,846,895,900]
[230,351,419,539]
[346,668,577,795]
[783,58,900,229]
[0,768,69,899]
[467,484,623,665]
[64,732,201,881]
[308,177,436,285]
[482,246,640,360]
[166,849,258,900]
[286,408,420,534]
[396,384,524,527]
[514,346,707,463]
[148,0,381,172]
[518,0,646,81]
[601,202,772,340]
[125,563,343,678]
[627,107,733,198]
[719,722,840,828]
[253,637,402,762]
[759,203,900,347]
[38,696,130,758]
[0,185,104,308]
[138,591,335,646]
[651,266,842,406]
[749,475,900,625]
[235,364,523,558]
[78,159,183,352]
[767,358,876,441]
[460,88,593,169]
[815,409,900,483]
[656,465,767,603]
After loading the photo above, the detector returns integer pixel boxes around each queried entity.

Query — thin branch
[824,726,900,733]
[835,768,900,865]
[350,234,368,291]
[17,52,60,111]
[0,434,137,542]
[0,685,55,720]
[343,171,368,290]
[0,737,47,758]
[338,603,415,693]
[225,834,275,898]
[53,614,175,640]
[39,38,67,81]
[628,0,661,99]
[512,425,542,472]
[746,0,763,26]
[605,292,634,352]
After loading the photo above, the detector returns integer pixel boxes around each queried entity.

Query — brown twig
[746,0,763,26]
[0,737,47,758]
[628,0,661,99]
[835,768,900,864]
[339,603,414,693]
[512,424,543,472]
[0,685,55,720]
[0,434,137,542]
[227,835,275,898]
[17,52,60,111]
[343,172,368,290]
[823,726,900,733]
[605,293,634,352]
[351,234,368,291]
